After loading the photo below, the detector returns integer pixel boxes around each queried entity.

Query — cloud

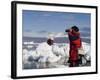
[81,36,90,39]
[81,27,90,31]
[23,31,49,37]
[62,14,75,20]
[43,14,51,17]
[23,32,35,37]
[25,29,33,32]
[47,32,68,38]
[37,30,48,34]
[55,32,68,37]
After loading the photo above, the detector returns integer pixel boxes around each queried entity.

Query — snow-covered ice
[23,41,91,69]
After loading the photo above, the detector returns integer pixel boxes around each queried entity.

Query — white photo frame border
[11,1,98,79]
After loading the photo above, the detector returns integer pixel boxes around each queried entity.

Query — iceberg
[36,42,62,63]
[23,41,91,69]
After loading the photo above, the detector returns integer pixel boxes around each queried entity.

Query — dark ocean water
[23,37,90,44]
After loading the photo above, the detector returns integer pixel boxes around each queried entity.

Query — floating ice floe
[52,43,69,57]
[36,42,62,63]
[24,41,34,45]
[23,41,91,68]
[27,45,33,49]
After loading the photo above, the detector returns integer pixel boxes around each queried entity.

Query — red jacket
[68,31,82,48]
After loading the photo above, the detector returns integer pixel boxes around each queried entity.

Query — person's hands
[69,28,72,32]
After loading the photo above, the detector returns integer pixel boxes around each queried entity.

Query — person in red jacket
[65,26,82,67]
